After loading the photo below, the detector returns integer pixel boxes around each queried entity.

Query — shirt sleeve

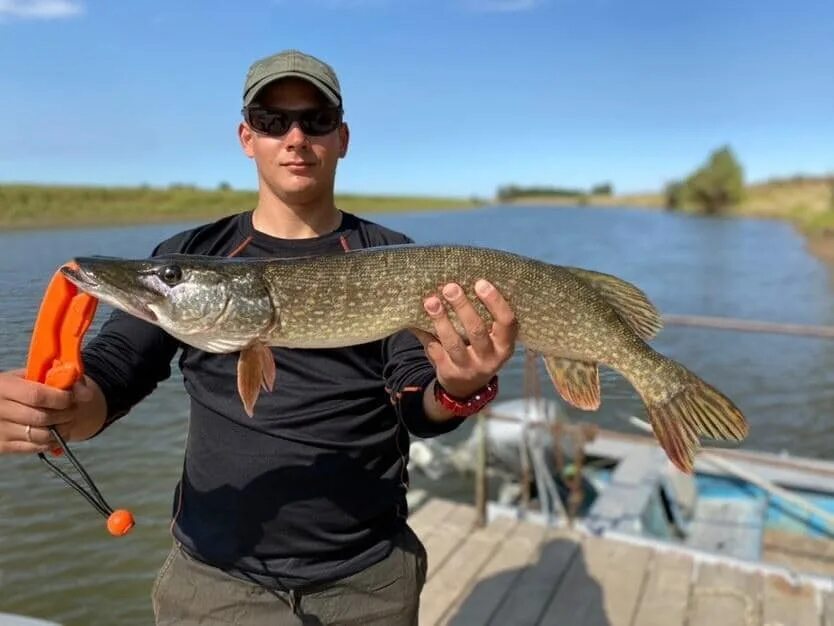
[82,310,180,430]
[382,330,466,438]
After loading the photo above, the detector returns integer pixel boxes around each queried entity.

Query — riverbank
[510,176,834,264]
[0,184,482,230]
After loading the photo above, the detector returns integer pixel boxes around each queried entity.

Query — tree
[684,146,744,214]
[664,180,686,210]
[591,182,613,196]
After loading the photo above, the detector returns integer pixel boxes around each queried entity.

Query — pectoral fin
[237,344,276,417]
[543,356,601,411]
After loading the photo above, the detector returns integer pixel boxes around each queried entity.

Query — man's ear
[339,123,350,158]
[239,123,255,158]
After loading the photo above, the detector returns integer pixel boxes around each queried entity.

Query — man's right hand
[0,369,107,454]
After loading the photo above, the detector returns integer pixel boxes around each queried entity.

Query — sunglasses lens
[302,108,342,135]
[246,109,288,135]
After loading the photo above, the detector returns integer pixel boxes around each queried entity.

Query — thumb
[71,377,94,403]
[408,328,442,367]
[408,327,437,350]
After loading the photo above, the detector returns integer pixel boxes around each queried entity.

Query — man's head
[238,50,349,206]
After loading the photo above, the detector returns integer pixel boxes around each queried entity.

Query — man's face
[239,78,349,204]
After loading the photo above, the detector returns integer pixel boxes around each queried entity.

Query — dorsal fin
[566,268,663,340]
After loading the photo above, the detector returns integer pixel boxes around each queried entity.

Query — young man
[0,50,517,625]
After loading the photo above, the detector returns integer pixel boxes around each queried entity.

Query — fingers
[0,440,51,454]
[424,294,468,367]
[0,398,74,429]
[474,279,518,351]
[0,374,75,411]
[0,422,52,454]
[441,283,493,356]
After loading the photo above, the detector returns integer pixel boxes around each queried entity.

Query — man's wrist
[424,376,498,422]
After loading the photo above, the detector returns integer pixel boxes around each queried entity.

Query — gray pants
[151,525,428,626]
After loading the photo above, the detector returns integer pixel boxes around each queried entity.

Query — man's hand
[0,369,107,454]
[412,280,518,419]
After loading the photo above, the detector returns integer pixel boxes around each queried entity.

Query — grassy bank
[512,176,834,235]
[0,184,481,230]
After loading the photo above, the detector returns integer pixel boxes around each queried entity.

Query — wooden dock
[410,497,834,626]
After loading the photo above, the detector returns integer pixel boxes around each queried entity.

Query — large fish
[61,244,748,473]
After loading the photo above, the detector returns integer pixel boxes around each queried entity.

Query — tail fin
[646,371,748,474]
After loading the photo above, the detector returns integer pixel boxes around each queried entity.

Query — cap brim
[243,71,341,107]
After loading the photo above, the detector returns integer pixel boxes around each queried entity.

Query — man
[0,49,517,625]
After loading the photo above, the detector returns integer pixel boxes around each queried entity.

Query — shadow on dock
[446,537,610,626]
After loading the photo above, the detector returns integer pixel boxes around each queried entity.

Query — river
[1,205,833,624]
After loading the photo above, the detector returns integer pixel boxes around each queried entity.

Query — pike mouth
[60,262,159,324]
[60,262,97,289]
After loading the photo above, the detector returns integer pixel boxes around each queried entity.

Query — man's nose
[284,122,309,147]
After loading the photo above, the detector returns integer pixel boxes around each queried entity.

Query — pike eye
[159,265,183,286]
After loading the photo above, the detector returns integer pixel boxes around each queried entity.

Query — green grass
[0,184,482,230]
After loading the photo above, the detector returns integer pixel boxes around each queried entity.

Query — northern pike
[61,244,748,473]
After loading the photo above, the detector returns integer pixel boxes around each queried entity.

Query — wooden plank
[688,562,761,626]
[538,534,652,626]
[419,516,516,626]
[686,499,765,561]
[487,527,580,626]
[442,520,547,626]
[410,498,458,540]
[421,505,479,581]
[823,591,834,626]
[631,551,694,626]
[761,574,819,626]
[762,529,834,578]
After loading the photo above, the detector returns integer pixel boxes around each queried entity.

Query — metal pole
[475,411,488,527]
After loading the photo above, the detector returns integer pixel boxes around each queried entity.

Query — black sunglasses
[242,106,343,137]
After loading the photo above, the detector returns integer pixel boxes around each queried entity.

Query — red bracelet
[433,376,499,418]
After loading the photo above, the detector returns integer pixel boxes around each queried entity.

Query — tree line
[496,182,613,202]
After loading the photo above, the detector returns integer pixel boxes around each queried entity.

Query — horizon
[1,0,832,198]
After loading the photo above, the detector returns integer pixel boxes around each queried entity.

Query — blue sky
[0,0,832,197]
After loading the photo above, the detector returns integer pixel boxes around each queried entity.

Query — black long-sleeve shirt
[81,210,463,589]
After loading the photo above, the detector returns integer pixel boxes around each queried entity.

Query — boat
[0,614,61,626]
[408,397,834,581]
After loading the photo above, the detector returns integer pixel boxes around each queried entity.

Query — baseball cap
[242,49,342,108]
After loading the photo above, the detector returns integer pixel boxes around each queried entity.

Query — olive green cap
[242,49,342,107]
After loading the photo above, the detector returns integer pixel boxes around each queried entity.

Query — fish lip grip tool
[24,263,135,537]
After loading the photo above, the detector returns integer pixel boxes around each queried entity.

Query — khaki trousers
[151,525,428,626]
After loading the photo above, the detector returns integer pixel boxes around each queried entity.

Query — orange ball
[107,509,135,536]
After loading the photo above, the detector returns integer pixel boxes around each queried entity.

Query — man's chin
[277,181,324,202]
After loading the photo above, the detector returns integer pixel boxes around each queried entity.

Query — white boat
[409,397,834,580]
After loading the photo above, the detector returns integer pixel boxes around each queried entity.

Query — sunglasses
[242,106,343,137]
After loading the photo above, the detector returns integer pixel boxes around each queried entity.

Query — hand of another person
[0,368,106,453]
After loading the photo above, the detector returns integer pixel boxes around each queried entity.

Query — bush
[664,180,686,210]
[684,146,744,214]
[590,182,613,196]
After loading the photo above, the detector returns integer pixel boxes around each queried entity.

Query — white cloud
[463,0,542,12]
[0,0,83,20]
